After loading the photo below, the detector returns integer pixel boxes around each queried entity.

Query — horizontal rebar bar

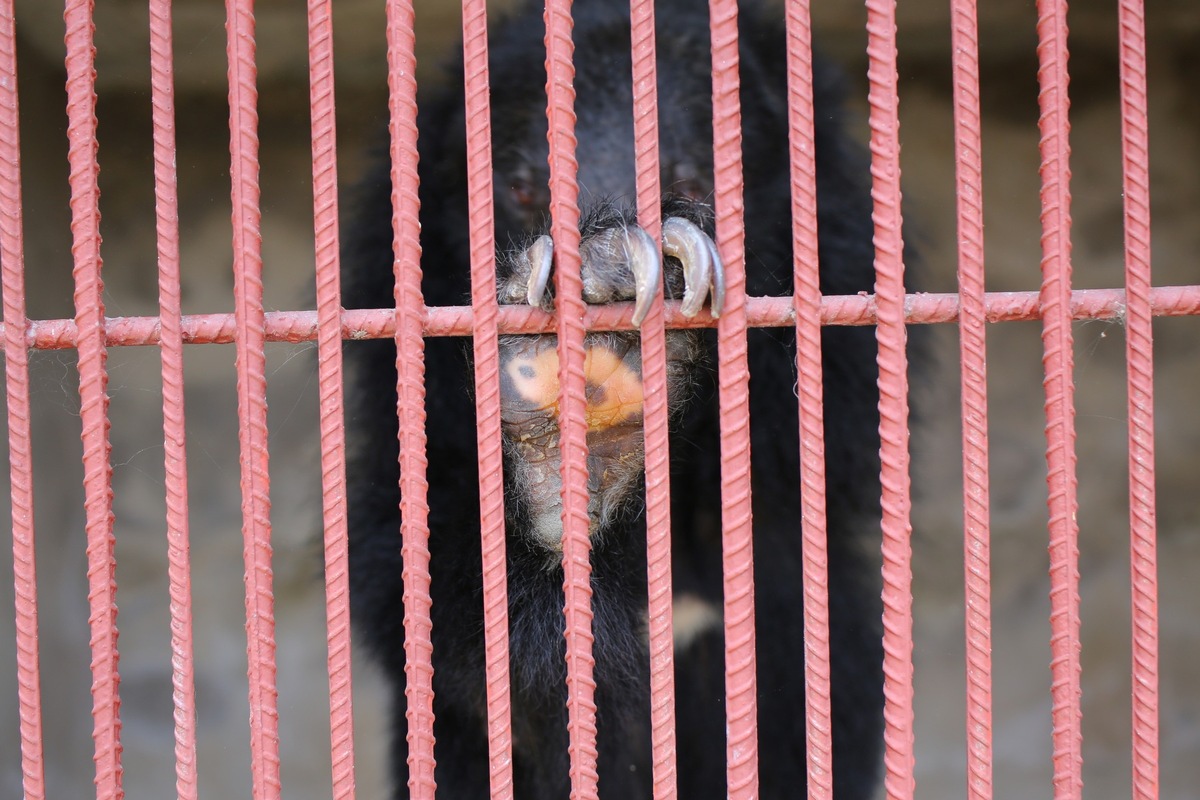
[8,285,1197,351]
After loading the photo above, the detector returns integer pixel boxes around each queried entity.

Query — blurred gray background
[1,0,1198,797]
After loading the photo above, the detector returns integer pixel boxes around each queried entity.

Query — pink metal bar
[783,2,834,797]
[708,1,759,796]
[949,1,995,798]
[63,2,125,796]
[628,1,679,798]
[864,0,917,797]
[1034,2,1084,797]
[543,1,601,795]
[306,1,357,798]
[12,285,1200,351]
[384,1,436,796]
[1118,1,1160,797]
[460,0,516,795]
[226,1,282,797]
[1,3,1194,800]
[0,3,46,797]
[148,0,200,797]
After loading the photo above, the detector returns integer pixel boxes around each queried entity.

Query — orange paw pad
[503,344,644,431]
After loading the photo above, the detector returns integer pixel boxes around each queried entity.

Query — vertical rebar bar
[226,1,281,796]
[461,0,516,795]
[543,1,601,796]
[383,1,437,796]
[628,1,678,797]
[863,1,917,797]
[307,1,358,797]
[64,1,124,795]
[708,1,759,796]
[1117,2,1159,797]
[783,2,834,797]
[149,0,200,796]
[1034,2,1084,796]
[0,2,46,796]
[949,1,995,797]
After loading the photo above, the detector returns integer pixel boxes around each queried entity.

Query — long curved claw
[526,234,554,308]
[662,216,724,318]
[624,225,661,327]
[704,233,725,318]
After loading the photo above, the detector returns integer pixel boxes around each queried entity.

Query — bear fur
[342,1,892,797]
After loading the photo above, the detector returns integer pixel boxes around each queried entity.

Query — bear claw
[510,217,724,324]
[662,216,725,319]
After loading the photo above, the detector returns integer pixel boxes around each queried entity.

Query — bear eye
[508,175,543,210]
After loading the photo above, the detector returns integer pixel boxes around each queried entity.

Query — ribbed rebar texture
[226,1,281,797]
[864,0,916,797]
[1034,2,1084,797]
[461,0,516,795]
[628,2,678,798]
[1,5,1195,800]
[708,1,759,797]
[384,1,436,796]
[149,0,200,797]
[307,1,357,798]
[64,2,125,796]
[543,1,601,796]
[9,286,1200,352]
[0,3,46,797]
[783,2,833,797]
[3,3,1198,800]
[950,1,994,798]
[1117,2,1159,797]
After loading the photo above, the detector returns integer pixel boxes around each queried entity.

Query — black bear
[342,1,888,797]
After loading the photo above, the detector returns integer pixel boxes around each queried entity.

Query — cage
[1,0,1197,798]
